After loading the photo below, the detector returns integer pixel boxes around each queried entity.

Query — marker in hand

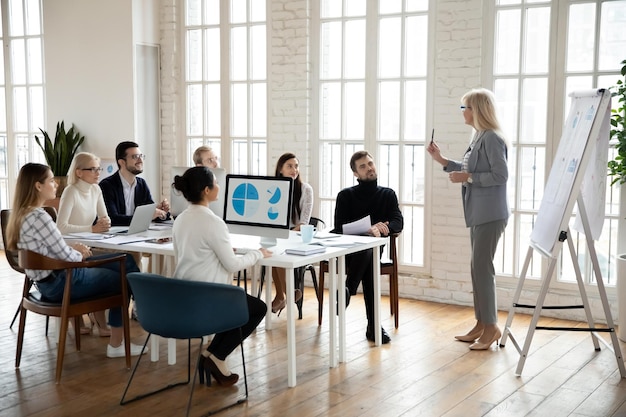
[431,129,435,144]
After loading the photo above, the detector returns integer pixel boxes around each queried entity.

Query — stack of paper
[285,244,326,256]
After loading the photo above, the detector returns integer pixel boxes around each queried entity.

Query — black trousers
[207,294,266,360]
[345,248,376,327]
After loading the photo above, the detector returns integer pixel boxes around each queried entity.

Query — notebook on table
[285,244,326,256]
[109,203,157,235]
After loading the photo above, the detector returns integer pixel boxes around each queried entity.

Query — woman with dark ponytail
[172,166,271,387]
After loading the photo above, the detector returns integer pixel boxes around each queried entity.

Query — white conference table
[72,228,387,387]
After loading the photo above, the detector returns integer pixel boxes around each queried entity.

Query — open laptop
[109,203,157,234]
[170,167,226,219]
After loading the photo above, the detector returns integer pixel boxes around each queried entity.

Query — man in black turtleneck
[332,150,404,344]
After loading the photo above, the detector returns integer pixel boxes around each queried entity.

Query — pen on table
[431,129,435,144]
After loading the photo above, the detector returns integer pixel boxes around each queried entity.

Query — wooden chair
[318,233,400,328]
[15,250,131,383]
[2,207,56,332]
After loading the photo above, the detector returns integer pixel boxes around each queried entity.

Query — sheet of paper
[342,215,371,235]
[313,236,362,247]
[313,231,341,240]
[149,224,173,231]
[64,232,114,240]
[102,235,155,245]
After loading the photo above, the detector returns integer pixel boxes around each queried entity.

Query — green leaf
[35,120,86,176]
[608,57,626,187]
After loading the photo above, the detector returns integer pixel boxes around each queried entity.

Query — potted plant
[607,59,626,184]
[35,121,85,198]
[606,58,626,341]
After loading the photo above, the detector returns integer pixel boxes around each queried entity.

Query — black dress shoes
[366,326,391,344]
[336,287,351,315]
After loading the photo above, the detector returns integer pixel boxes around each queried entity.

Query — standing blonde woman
[57,152,112,336]
[427,88,510,350]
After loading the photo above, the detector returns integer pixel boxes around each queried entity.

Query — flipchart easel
[500,89,626,378]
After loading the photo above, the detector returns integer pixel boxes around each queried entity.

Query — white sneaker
[106,342,148,358]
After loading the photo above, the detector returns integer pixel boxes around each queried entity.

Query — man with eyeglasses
[100,141,170,226]
[192,145,220,169]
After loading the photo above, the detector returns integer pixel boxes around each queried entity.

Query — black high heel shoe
[204,355,239,387]
[197,355,210,386]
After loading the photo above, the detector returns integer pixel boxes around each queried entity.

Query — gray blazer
[445,130,510,227]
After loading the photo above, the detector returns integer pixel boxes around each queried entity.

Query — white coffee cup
[300,225,316,243]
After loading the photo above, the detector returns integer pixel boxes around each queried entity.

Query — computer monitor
[223,174,293,247]
[99,159,118,182]
[170,166,226,218]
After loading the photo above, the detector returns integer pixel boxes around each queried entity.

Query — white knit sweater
[57,179,109,234]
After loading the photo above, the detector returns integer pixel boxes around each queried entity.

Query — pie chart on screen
[267,186,282,204]
[232,183,260,217]
[267,207,279,220]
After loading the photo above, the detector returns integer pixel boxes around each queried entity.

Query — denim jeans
[35,253,140,327]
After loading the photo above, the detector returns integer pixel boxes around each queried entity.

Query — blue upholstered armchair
[120,272,249,416]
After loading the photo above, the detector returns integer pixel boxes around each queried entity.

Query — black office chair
[121,272,249,416]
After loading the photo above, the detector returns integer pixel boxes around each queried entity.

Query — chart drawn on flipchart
[502,89,625,380]
[573,103,610,240]
[530,90,609,255]
[543,107,590,206]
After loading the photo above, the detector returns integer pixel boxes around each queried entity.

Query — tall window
[317,0,429,267]
[0,0,45,209]
[490,0,626,284]
[185,0,267,174]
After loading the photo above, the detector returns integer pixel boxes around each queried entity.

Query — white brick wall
[159,0,180,197]
[157,0,618,326]
[268,0,311,176]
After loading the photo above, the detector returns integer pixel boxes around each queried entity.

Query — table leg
[53,317,60,344]
[329,257,337,368]
[338,256,347,362]
[168,338,176,365]
[265,267,273,331]
[151,253,161,274]
[251,265,258,297]
[285,268,296,387]
[151,336,159,362]
[164,255,174,276]
[373,247,381,346]
[148,253,173,364]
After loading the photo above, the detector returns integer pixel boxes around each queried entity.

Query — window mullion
[220,0,231,169]
[364,0,377,153]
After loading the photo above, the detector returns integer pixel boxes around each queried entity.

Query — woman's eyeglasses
[81,167,103,173]
[460,105,472,111]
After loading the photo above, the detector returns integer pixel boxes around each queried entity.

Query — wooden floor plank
[1,253,626,416]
